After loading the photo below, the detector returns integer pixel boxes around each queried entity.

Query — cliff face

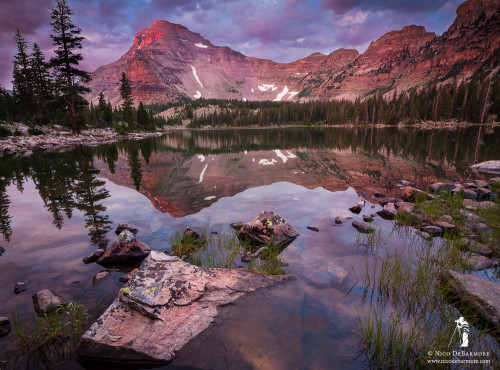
[87,0,499,105]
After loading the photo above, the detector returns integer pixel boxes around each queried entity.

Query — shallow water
[0,125,499,368]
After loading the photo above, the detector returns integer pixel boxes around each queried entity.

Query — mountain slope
[87,0,499,105]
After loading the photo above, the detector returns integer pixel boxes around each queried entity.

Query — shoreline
[1,121,498,157]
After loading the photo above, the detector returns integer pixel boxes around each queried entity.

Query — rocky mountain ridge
[87,0,499,105]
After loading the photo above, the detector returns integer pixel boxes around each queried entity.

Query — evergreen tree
[49,0,91,134]
[136,101,149,130]
[30,43,52,124]
[120,72,135,128]
[12,29,33,122]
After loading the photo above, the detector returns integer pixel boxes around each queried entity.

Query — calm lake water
[0,125,499,368]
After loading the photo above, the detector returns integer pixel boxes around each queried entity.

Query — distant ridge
[87,0,500,105]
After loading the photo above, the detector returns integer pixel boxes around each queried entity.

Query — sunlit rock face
[87,0,499,105]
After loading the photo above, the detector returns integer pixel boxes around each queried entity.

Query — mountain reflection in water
[1,126,498,245]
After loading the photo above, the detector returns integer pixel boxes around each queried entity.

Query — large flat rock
[470,160,500,174]
[441,270,500,332]
[77,251,286,364]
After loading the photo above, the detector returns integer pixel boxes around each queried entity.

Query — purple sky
[0,0,465,89]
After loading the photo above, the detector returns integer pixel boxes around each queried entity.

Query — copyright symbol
[428,351,433,356]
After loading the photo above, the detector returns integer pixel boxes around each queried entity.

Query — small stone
[374,191,385,197]
[119,268,139,283]
[476,188,492,200]
[395,201,415,212]
[0,246,5,256]
[356,200,365,207]
[474,180,488,189]
[473,223,493,235]
[352,221,374,234]
[371,205,375,209]
[115,223,139,235]
[14,281,29,294]
[429,182,454,194]
[380,198,400,207]
[0,317,11,338]
[362,215,373,222]
[93,271,111,285]
[361,192,367,196]
[434,221,455,232]
[459,210,485,224]
[241,253,251,263]
[349,205,362,214]
[463,189,478,200]
[420,226,443,237]
[181,227,205,246]
[32,289,67,316]
[489,177,500,186]
[334,216,343,224]
[396,208,428,227]
[307,226,319,232]
[83,248,105,264]
[438,215,454,224]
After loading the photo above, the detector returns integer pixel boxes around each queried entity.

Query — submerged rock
[334,216,343,224]
[352,221,374,234]
[93,271,111,285]
[362,215,373,222]
[459,238,492,257]
[32,289,67,316]
[307,226,319,232]
[83,248,105,264]
[97,231,151,267]
[233,211,299,252]
[0,246,5,256]
[465,256,499,271]
[77,251,286,364]
[14,281,29,294]
[441,270,500,332]
[0,317,11,338]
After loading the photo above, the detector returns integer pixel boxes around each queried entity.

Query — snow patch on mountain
[191,66,203,88]
[194,91,201,99]
[258,84,275,92]
[195,43,208,48]
[273,86,289,102]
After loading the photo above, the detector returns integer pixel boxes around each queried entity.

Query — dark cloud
[0,0,465,88]
[322,0,454,15]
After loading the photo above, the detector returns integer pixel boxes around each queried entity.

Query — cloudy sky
[0,0,465,89]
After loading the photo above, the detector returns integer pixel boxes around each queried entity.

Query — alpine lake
[1,125,499,369]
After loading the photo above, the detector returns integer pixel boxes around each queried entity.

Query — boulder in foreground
[441,270,500,332]
[233,211,299,252]
[77,251,285,364]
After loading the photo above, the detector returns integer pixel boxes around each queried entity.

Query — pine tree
[136,101,149,130]
[120,72,135,128]
[12,29,33,122]
[49,0,91,134]
[30,43,52,124]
